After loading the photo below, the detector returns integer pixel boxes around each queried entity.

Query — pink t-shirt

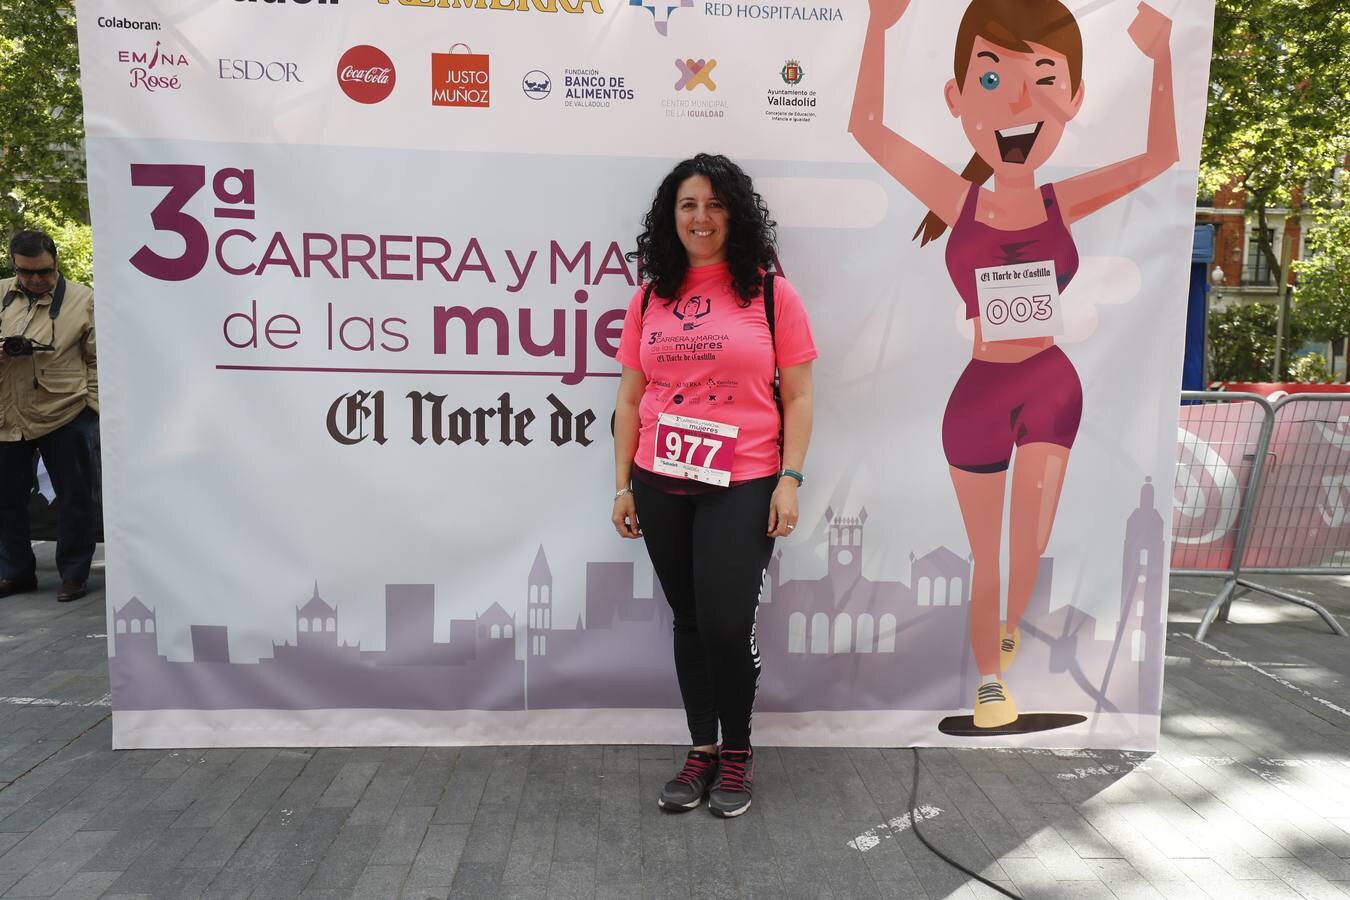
[616,262,817,481]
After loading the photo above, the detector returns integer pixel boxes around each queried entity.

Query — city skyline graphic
[109,480,1166,717]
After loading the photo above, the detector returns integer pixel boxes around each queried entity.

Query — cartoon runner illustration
[850,0,1178,729]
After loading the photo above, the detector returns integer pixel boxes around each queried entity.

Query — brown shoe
[56,581,87,603]
[0,576,37,598]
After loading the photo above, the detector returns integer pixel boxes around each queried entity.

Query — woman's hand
[766,479,800,538]
[613,491,641,539]
[1128,2,1172,59]
[868,0,911,31]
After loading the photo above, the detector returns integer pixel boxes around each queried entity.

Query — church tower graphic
[296,583,338,651]
[827,506,867,586]
[527,545,552,657]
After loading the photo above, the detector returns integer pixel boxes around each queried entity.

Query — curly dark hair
[628,153,778,306]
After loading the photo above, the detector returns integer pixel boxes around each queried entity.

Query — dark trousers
[0,409,98,585]
[634,475,776,749]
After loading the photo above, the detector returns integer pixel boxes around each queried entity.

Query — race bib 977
[653,413,739,487]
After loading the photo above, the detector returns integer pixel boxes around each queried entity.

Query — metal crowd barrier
[1174,390,1350,641]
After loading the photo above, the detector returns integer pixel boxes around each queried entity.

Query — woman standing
[850,0,1178,727]
[612,154,816,817]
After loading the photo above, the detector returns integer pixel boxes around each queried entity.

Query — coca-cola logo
[337,45,396,104]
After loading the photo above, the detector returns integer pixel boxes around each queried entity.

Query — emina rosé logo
[337,45,396,104]
[118,40,189,93]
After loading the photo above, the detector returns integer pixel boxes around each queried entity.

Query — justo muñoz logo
[118,41,189,93]
[431,45,490,108]
[336,45,396,104]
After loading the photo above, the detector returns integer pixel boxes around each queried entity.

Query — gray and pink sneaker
[658,749,719,812]
[708,748,753,818]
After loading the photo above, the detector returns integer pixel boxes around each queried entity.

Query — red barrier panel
[1172,400,1266,570]
[1219,382,1349,397]
[1242,398,1350,568]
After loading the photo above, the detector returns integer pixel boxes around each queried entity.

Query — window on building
[788,613,806,653]
[1245,227,1275,286]
[856,614,875,653]
[877,615,897,652]
[810,613,829,654]
[833,614,853,654]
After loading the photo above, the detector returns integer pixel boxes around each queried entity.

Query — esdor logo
[337,45,396,104]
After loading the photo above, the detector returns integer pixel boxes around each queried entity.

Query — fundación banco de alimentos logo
[522,70,551,100]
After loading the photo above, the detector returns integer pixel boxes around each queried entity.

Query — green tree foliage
[1204,1,1350,375]
[1289,351,1333,384]
[1293,197,1350,343]
[1204,0,1350,224]
[0,1,88,279]
[1209,302,1311,384]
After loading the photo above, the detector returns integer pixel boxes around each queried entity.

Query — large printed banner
[78,0,1213,750]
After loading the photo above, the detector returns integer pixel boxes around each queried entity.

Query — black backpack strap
[640,281,655,316]
[763,270,776,344]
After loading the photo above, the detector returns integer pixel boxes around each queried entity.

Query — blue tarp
[1183,225,1215,393]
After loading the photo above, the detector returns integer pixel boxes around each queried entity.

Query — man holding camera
[0,230,98,603]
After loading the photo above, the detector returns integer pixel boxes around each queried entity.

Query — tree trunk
[1256,204,1296,380]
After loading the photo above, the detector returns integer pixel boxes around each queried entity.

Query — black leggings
[633,475,776,749]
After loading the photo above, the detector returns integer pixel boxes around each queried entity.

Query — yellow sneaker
[1000,626,1020,673]
[973,678,1018,729]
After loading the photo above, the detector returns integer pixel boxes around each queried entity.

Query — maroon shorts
[941,346,1083,473]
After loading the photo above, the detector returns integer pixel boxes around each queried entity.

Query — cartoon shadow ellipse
[937,713,1087,737]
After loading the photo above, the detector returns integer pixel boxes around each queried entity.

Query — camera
[2,336,47,356]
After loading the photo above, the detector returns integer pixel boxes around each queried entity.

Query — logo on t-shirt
[673,294,712,330]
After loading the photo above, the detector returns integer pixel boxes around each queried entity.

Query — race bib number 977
[653,413,739,487]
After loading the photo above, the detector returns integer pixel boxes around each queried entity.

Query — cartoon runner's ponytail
[914,154,993,247]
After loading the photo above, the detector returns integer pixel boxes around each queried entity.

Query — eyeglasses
[14,267,55,278]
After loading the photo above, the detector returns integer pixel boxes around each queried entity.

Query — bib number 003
[974,260,1065,342]
[653,413,739,487]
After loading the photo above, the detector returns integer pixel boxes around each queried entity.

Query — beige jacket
[0,276,98,441]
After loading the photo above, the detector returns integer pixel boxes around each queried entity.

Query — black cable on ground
[908,746,1023,899]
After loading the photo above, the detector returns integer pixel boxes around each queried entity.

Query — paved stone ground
[2,543,1350,899]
